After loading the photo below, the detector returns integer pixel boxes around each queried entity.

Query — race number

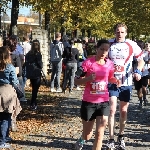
[114,64,124,73]
[90,81,106,94]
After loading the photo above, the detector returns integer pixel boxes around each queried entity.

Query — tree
[112,0,150,38]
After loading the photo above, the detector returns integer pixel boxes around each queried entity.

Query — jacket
[0,63,19,86]
[10,53,22,77]
[50,40,64,62]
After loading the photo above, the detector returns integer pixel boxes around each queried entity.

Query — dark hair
[96,39,110,48]
[77,39,82,43]
[3,38,16,52]
[9,35,18,40]
[0,46,11,70]
[137,40,145,49]
[69,39,75,46]
[82,40,86,44]
[113,23,127,32]
[30,39,40,54]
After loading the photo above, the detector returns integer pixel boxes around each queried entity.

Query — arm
[62,48,66,58]
[74,75,94,85]
[137,59,145,71]
[9,64,19,85]
[108,61,121,86]
[108,64,117,84]
[15,55,22,77]
[133,42,145,72]
[36,53,43,69]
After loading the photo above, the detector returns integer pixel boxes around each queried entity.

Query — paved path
[11,88,150,150]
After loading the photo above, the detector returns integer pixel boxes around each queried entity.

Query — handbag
[13,84,24,99]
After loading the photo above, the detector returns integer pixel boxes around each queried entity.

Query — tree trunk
[9,0,19,36]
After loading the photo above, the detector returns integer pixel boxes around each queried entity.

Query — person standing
[0,46,22,148]
[21,36,31,88]
[9,35,26,102]
[25,40,43,110]
[62,39,79,93]
[74,39,120,150]
[50,32,64,92]
[107,23,145,150]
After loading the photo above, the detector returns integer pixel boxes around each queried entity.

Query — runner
[145,42,150,91]
[107,23,145,150]
[74,39,121,150]
[133,41,149,108]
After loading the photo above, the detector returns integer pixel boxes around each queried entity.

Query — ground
[8,85,150,150]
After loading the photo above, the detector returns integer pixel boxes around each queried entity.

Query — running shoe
[74,140,83,150]
[106,139,115,149]
[117,136,125,150]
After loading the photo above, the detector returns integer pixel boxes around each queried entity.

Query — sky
[7,6,32,17]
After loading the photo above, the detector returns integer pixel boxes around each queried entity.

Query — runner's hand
[109,77,121,87]
[133,73,141,81]
[116,79,121,87]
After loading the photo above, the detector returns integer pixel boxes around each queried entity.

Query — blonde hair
[76,43,83,54]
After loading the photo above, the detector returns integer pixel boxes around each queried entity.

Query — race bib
[113,59,125,74]
[114,64,125,73]
[90,81,107,94]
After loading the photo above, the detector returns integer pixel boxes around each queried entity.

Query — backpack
[25,53,42,79]
[50,42,63,62]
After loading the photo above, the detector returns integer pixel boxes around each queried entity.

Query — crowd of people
[0,22,149,149]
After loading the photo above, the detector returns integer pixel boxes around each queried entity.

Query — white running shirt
[142,51,150,77]
[108,38,143,86]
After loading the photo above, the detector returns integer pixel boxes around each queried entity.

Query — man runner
[107,23,145,150]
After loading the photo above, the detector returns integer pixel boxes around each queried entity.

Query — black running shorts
[80,101,110,121]
[133,76,148,91]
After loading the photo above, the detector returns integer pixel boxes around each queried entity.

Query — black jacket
[10,53,22,77]
[63,47,79,63]
[25,51,43,69]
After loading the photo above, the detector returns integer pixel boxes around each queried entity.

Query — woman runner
[74,39,120,150]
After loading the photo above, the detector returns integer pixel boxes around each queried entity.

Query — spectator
[50,32,64,92]
[9,35,26,102]
[25,40,43,110]
[0,46,22,148]
[62,35,70,49]
[62,39,79,93]
[21,36,31,88]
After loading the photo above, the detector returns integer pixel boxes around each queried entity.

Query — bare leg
[93,116,108,150]
[108,96,117,139]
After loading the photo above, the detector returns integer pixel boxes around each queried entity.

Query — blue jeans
[0,112,12,144]
[30,77,41,106]
[50,61,62,89]
[63,63,77,90]
[18,76,26,101]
